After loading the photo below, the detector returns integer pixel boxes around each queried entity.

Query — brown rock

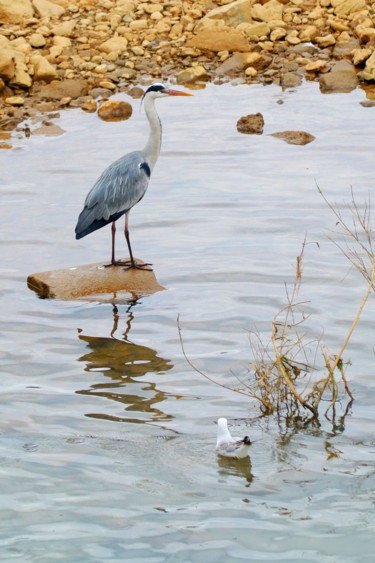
[271,130,315,145]
[80,98,97,112]
[362,51,375,81]
[31,54,58,82]
[32,0,65,18]
[176,65,208,83]
[0,42,15,81]
[237,112,264,134]
[98,100,133,121]
[99,37,128,54]
[188,26,251,52]
[332,0,366,17]
[332,36,358,57]
[0,0,33,24]
[319,60,358,92]
[251,0,284,22]
[32,122,65,136]
[281,72,302,88]
[27,260,164,300]
[203,0,253,27]
[40,79,89,99]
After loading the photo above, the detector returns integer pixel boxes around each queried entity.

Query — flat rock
[27,260,165,300]
[319,60,358,93]
[40,78,89,99]
[271,130,315,145]
[188,25,250,52]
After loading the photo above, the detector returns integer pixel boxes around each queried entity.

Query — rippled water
[1,80,375,561]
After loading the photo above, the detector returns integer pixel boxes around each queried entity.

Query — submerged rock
[98,100,132,121]
[271,131,315,145]
[237,113,264,134]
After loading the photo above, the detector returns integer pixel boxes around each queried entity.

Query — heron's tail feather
[75,207,126,239]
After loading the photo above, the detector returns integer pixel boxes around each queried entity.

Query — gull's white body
[216,417,251,459]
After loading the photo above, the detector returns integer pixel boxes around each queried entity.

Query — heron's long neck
[143,96,162,171]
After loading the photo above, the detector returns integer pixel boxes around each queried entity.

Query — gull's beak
[164,88,193,96]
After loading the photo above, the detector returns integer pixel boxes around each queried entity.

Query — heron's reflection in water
[76,299,174,424]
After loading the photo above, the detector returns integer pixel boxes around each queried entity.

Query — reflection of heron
[76,301,174,423]
[75,83,192,269]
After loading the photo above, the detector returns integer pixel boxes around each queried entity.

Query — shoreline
[1,0,375,131]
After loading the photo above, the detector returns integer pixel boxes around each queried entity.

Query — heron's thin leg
[122,215,153,271]
[111,221,116,265]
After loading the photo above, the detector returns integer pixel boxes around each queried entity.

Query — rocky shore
[1,0,375,129]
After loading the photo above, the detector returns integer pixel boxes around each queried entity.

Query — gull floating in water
[216,417,251,459]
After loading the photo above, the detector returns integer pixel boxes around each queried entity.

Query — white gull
[216,417,251,459]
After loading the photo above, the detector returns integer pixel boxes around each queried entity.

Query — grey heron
[75,83,192,270]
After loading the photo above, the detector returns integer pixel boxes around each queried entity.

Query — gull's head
[243,436,251,446]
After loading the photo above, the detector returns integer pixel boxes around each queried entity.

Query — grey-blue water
[1,80,375,561]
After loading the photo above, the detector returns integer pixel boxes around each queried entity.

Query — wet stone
[271,130,315,145]
[237,112,264,134]
[97,100,133,121]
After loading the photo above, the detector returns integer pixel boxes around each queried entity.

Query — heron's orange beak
[164,89,193,96]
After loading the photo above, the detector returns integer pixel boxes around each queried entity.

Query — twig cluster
[178,189,375,423]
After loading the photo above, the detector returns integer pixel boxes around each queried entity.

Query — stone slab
[27,259,164,300]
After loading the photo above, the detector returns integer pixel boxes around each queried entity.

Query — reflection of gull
[216,417,251,459]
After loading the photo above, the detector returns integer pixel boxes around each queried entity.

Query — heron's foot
[103,260,153,271]
[103,260,129,268]
[123,260,153,272]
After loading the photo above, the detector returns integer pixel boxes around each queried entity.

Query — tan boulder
[362,51,375,81]
[241,21,270,37]
[40,78,88,99]
[115,0,136,16]
[98,100,132,121]
[29,33,46,48]
[299,25,318,42]
[0,38,15,81]
[305,60,327,72]
[314,34,336,47]
[352,48,372,66]
[6,95,25,105]
[332,0,366,17]
[333,36,358,57]
[10,67,32,88]
[270,28,286,41]
[53,35,71,48]
[177,65,208,83]
[319,60,358,92]
[31,54,59,82]
[32,0,65,18]
[0,0,33,24]
[202,0,253,27]
[51,20,76,36]
[355,25,375,42]
[251,0,283,23]
[188,25,250,52]
[99,36,128,54]
[11,37,32,55]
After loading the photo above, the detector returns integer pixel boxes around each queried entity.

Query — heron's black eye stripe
[139,161,151,177]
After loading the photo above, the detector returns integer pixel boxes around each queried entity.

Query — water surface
[1,81,375,561]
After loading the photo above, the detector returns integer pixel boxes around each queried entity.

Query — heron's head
[142,83,193,102]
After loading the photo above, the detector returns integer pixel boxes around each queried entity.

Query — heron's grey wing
[76,151,150,237]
